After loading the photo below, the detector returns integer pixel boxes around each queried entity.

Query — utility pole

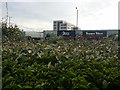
[5,2,8,26]
[8,16,12,27]
[76,7,78,28]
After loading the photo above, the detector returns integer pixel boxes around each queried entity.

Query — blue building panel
[57,30,76,36]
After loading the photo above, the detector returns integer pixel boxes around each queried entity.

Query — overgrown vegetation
[2,23,120,89]
[2,23,25,43]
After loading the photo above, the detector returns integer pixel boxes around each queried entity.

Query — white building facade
[53,20,76,31]
[25,31,44,38]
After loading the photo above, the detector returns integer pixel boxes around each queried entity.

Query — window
[61,27,66,29]
[54,21,57,23]
[59,21,63,23]
[63,24,67,26]
[54,27,56,29]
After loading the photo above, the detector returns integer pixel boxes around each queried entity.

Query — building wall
[26,30,118,39]
[107,30,118,37]
[53,20,76,31]
[75,30,82,35]
[57,30,76,36]
[75,30,118,37]
[43,30,57,37]
[25,31,44,38]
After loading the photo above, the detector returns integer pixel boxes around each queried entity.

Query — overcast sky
[1,0,119,31]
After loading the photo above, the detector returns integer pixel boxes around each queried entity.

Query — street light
[76,7,78,28]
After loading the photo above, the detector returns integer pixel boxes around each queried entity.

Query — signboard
[57,30,76,36]
[82,30,107,37]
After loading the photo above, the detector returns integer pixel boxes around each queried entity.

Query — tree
[2,23,25,42]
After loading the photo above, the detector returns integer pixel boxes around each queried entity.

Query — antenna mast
[5,2,8,26]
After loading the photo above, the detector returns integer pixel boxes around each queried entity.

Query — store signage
[57,30,75,36]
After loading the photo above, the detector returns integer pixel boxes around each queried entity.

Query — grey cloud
[77,0,115,17]
[2,0,75,2]
[1,0,119,30]
[4,2,74,22]
[3,0,116,20]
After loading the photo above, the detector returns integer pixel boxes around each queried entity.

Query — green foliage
[2,23,25,43]
[2,24,120,89]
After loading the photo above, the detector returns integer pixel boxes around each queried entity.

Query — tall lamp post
[76,7,78,28]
